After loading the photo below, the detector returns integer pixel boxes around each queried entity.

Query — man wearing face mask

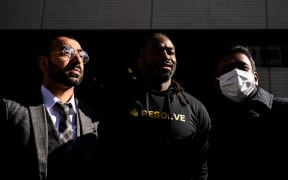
[205,44,288,180]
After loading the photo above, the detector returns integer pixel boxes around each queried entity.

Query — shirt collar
[41,84,77,113]
[250,87,273,109]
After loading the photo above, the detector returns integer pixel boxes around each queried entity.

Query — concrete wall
[0,0,288,30]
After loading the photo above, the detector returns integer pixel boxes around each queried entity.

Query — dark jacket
[0,89,100,180]
[207,87,288,180]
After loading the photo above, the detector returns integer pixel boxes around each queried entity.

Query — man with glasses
[0,36,101,180]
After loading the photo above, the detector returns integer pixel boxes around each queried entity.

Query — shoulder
[1,87,42,107]
[272,96,288,111]
[256,87,288,109]
[1,94,30,110]
[0,94,38,124]
[77,98,95,110]
[76,98,102,122]
[178,91,211,131]
[171,80,206,107]
[273,97,288,104]
[177,91,210,120]
[180,91,207,108]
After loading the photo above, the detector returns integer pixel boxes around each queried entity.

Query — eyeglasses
[50,46,89,64]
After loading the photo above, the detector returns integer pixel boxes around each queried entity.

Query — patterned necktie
[54,102,73,143]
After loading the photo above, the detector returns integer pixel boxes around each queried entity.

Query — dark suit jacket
[0,89,100,180]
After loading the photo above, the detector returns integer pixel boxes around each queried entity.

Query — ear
[37,56,48,71]
[137,56,144,70]
[254,71,259,86]
[213,78,221,92]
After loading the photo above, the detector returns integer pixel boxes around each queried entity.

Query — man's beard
[48,61,83,87]
[145,64,176,82]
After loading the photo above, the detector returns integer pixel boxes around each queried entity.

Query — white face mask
[217,68,256,102]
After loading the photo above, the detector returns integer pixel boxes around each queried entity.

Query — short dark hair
[215,44,256,72]
[139,32,171,56]
[37,34,76,57]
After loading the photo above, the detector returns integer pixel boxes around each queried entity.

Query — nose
[70,53,83,64]
[160,50,170,59]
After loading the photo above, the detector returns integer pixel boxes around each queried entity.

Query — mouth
[68,67,81,76]
[161,61,174,70]
[161,65,172,71]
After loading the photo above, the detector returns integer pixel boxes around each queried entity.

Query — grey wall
[1,0,288,30]
[258,67,288,97]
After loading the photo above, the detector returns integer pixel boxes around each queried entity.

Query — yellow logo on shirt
[130,108,186,122]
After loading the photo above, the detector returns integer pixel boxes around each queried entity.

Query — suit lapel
[77,109,94,136]
[75,98,92,137]
[29,104,48,177]
[75,98,97,137]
